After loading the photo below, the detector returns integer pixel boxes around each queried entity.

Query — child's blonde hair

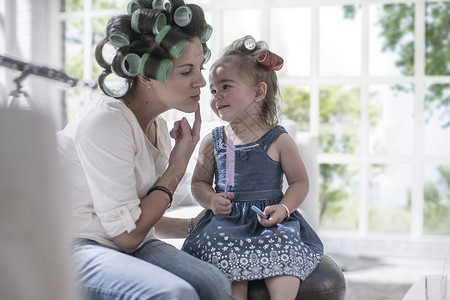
[210,35,282,127]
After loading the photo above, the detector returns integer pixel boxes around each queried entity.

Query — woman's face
[149,37,206,113]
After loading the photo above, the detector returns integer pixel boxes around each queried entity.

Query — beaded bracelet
[280,203,290,220]
[187,218,193,233]
[147,185,173,209]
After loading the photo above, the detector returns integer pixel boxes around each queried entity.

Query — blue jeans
[72,239,232,300]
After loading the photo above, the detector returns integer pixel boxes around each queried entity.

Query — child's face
[209,64,259,122]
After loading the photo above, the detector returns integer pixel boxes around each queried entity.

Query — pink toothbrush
[224,139,235,198]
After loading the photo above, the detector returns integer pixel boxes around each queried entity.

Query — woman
[57,1,231,299]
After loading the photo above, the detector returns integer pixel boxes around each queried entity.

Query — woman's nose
[193,71,207,88]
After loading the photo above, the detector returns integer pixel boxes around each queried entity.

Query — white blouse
[57,94,172,250]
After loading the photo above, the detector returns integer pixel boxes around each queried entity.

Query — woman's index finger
[192,104,202,137]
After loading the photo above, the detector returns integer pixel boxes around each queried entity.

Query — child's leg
[231,280,248,300]
[265,276,300,300]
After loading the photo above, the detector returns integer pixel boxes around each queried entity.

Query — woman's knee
[136,267,200,300]
[81,277,199,300]
[154,280,199,300]
[195,263,232,300]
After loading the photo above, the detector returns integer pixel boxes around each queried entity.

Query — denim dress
[182,125,323,282]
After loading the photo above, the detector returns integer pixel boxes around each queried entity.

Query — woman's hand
[169,105,201,169]
[257,204,288,227]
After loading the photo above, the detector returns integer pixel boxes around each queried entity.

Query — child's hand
[257,204,288,227]
[211,193,234,216]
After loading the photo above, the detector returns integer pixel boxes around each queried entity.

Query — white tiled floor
[334,255,444,284]
[330,254,446,299]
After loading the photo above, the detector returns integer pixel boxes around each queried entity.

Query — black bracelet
[147,185,173,209]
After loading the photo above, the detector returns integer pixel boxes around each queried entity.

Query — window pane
[425,2,450,76]
[270,8,310,77]
[423,165,450,235]
[61,0,83,12]
[319,163,359,230]
[319,5,361,76]
[92,17,111,77]
[63,19,84,81]
[93,0,128,10]
[368,164,412,233]
[93,17,109,42]
[280,86,310,131]
[369,85,414,155]
[223,10,261,47]
[424,84,450,157]
[319,85,361,154]
[369,4,415,76]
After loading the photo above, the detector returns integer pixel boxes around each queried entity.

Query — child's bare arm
[191,134,233,215]
[259,133,309,227]
[279,133,309,212]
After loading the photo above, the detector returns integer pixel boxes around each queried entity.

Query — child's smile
[216,103,230,110]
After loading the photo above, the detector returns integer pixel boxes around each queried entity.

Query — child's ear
[254,82,267,102]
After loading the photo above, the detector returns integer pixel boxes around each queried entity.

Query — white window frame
[53,0,450,257]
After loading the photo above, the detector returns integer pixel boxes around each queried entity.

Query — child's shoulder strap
[211,125,225,151]
[260,125,287,151]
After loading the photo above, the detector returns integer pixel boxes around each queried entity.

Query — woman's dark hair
[96,0,211,97]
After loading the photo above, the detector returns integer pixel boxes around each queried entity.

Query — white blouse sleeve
[74,105,143,237]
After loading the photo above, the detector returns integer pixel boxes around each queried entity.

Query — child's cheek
[210,98,220,117]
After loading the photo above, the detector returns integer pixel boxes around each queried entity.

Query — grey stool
[247,254,346,300]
